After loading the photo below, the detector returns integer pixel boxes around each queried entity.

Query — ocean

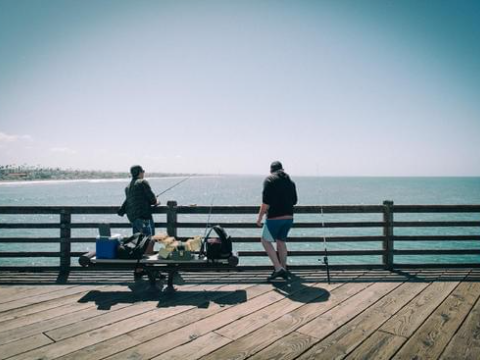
[1,176,479,267]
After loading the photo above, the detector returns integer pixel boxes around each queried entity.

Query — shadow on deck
[1,268,480,359]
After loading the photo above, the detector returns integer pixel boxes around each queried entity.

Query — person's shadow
[271,273,330,303]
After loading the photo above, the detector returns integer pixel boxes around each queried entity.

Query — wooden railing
[0,201,479,271]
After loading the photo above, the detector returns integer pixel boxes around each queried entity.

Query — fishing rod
[199,195,216,259]
[320,206,331,284]
[203,197,215,238]
[155,176,191,198]
[203,178,220,239]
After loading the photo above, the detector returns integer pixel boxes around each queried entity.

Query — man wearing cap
[119,165,158,238]
[256,161,298,281]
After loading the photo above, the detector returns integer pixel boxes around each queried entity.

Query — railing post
[382,200,394,270]
[166,201,178,238]
[60,209,71,273]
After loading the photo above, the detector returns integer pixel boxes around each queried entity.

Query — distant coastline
[0,165,192,182]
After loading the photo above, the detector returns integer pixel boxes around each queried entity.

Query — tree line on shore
[0,164,179,181]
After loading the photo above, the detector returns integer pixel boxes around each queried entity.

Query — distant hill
[0,165,187,181]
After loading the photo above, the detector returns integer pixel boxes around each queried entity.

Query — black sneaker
[134,271,145,281]
[281,269,290,280]
[267,269,288,281]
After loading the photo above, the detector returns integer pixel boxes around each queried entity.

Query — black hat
[270,161,283,173]
[130,165,144,178]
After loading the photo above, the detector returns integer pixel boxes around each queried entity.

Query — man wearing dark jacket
[256,161,298,281]
[118,165,158,237]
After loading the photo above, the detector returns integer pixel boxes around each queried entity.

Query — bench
[79,252,239,291]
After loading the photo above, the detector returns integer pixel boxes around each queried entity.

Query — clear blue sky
[0,0,479,176]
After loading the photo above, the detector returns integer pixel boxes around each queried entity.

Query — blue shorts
[132,218,155,236]
[262,218,293,242]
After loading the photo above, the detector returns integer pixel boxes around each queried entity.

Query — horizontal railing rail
[0,201,479,271]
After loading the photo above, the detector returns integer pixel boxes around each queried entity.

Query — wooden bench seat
[79,252,239,291]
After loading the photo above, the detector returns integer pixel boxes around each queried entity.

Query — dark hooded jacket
[262,170,298,218]
[122,178,156,223]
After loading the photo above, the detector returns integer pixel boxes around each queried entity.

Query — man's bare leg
[276,240,288,270]
[261,238,282,271]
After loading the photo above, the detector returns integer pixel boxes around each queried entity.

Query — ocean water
[0,176,479,267]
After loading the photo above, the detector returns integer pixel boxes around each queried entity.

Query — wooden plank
[237,250,384,257]
[344,330,407,360]
[392,204,480,213]
[0,270,67,281]
[0,286,35,302]
[174,204,384,214]
[345,281,460,360]
[209,236,385,243]
[152,332,232,360]
[394,235,480,241]
[0,204,387,215]
[9,284,256,360]
[0,237,62,243]
[127,284,281,343]
[250,331,319,360]
[0,288,100,323]
[201,281,373,360]
[392,281,480,360]
[1,268,480,360]
[0,205,120,214]
[60,284,271,360]
[395,264,480,269]
[394,220,480,227]
[440,293,480,359]
[54,335,141,360]
[0,285,115,329]
[104,283,309,360]
[295,282,429,359]
[45,283,219,341]
[0,235,386,244]
[0,333,52,360]
[0,286,88,313]
[248,282,403,360]
[0,223,61,229]
[296,281,401,340]
[0,285,76,305]
[0,287,135,345]
[394,249,480,256]
[381,281,459,337]
[176,221,384,229]
[215,282,342,340]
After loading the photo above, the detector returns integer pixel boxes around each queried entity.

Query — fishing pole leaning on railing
[198,196,215,259]
[319,206,331,284]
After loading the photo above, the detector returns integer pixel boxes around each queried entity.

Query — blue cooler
[96,235,121,259]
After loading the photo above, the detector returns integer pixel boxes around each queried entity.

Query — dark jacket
[262,170,298,218]
[120,178,156,223]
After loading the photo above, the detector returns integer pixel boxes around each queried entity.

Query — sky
[0,0,479,176]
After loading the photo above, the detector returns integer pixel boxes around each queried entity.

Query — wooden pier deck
[0,269,479,360]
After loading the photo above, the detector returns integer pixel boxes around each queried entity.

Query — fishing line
[155,176,191,198]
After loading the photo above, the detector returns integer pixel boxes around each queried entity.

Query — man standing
[256,161,298,281]
[120,165,158,238]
